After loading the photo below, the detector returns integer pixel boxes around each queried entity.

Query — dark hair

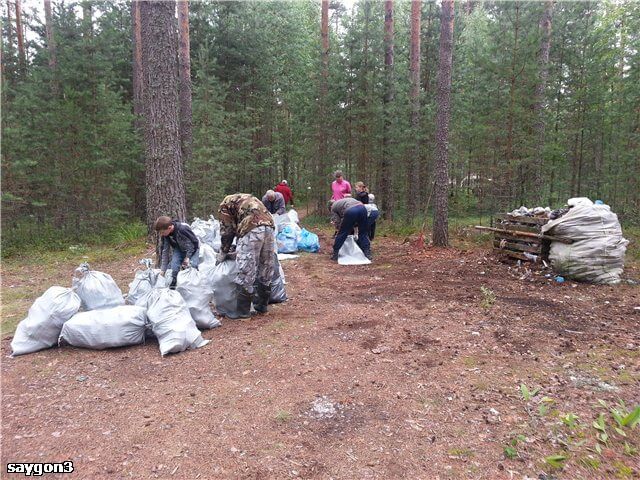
[154,216,173,231]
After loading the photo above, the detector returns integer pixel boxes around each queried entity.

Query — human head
[333,170,344,182]
[281,180,288,185]
[265,189,276,201]
[154,216,174,236]
[355,181,367,193]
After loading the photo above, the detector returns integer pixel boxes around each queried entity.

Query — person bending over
[217,194,276,318]
[262,190,286,215]
[330,197,371,261]
[155,216,200,288]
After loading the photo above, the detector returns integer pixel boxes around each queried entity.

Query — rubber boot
[253,283,271,314]
[226,285,252,319]
[330,251,339,261]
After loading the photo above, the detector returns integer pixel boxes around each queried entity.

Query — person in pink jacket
[331,170,352,201]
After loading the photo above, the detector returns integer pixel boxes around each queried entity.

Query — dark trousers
[333,205,370,255]
[368,210,379,241]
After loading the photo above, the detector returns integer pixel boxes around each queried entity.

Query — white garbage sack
[191,216,222,252]
[176,267,221,329]
[11,286,81,356]
[269,253,288,303]
[73,263,124,310]
[126,260,166,307]
[146,288,209,356]
[287,209,300,224]
[211,259,240,317]
[59,305,147,350]
[338,236,371,266]
[541,198,628,284]
[198,243,217,267]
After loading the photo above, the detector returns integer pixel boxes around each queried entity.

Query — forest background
[2,0,639,257]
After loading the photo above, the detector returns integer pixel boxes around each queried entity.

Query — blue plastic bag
[298,228,320,253]
[276,226,298,253]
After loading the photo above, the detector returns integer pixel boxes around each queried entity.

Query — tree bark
[532,0,554,200]
[132,0,144,127]
[177,0,192,168]
[140,0,186,231]
[432,0,455,247]
[15,0,25,73]
[43,0,58,93]
[379,0,394,220]
[318,0,329,210]
[6,0,14,61]
[357,1,371,185]
[407,0,421,218]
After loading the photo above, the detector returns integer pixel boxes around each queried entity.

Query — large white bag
[269,253,287,303]
[176,267,221,329]
[59,305,147,350]
[126,261,166,307]
[211,259,240,317]
[338,236,371,265]
[542,199,628,284]
[11,286,81,356]
[146,288,209,356]
[191,216,222,252]
[198,243,217,267]
[73,263,124,310]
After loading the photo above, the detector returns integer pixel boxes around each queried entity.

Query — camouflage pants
[235,226,276,293]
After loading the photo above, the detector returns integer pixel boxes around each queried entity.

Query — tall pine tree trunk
[177,0,192,169]
[317,0,329,210]
[132,0,144,126]
[407,0,421,218]
[140,0,186,231]
[432,0,455,247]
[43,0,57,92]
[6,0,14,64]
[357,1,371,185]
[15,0,25,74]
[532,0,554,200]
[379,0,394,220]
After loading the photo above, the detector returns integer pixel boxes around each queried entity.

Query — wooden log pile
[475,214,573,262]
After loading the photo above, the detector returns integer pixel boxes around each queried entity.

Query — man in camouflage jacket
[217,194,276,318]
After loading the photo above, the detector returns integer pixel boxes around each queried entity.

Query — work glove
[215,252,228,265]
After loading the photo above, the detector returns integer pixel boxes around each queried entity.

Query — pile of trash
[509,206,552,217]
[274,209,320,254]
[541,198,628,284]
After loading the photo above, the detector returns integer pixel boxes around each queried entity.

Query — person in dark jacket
[261,190,286,215]
[155,216,200,288]
[330,197,371,261]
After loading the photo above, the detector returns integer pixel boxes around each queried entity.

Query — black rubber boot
[253,283,271,314]
[226,285,252,319]
[330,251,339,261]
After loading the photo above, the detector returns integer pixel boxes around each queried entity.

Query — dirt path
[1,230,639,479]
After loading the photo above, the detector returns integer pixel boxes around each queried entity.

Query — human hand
[215,252,228,265]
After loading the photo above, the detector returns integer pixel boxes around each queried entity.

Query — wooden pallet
[491,214,551,262]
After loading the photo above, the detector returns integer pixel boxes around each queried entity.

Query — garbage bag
[198,243,217,267]
[287,209,300,224]
[298,228,320,253]
[191,216,222,252]
[338,236,371,266]
[126,261,166,307]
[541,199,628,284]
[211,259,240,317]
[11,286,81,356]
[176,267,220,329]
[59,305,147,350]
[72,263,124,310]
[269,253,287,303]
[146,288,209,356]
[277,225,298,254]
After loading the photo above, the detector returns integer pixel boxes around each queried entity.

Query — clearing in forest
[1,231,639,479]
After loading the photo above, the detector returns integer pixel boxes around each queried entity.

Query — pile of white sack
[11,213,291,357]
[541,198,629,284]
